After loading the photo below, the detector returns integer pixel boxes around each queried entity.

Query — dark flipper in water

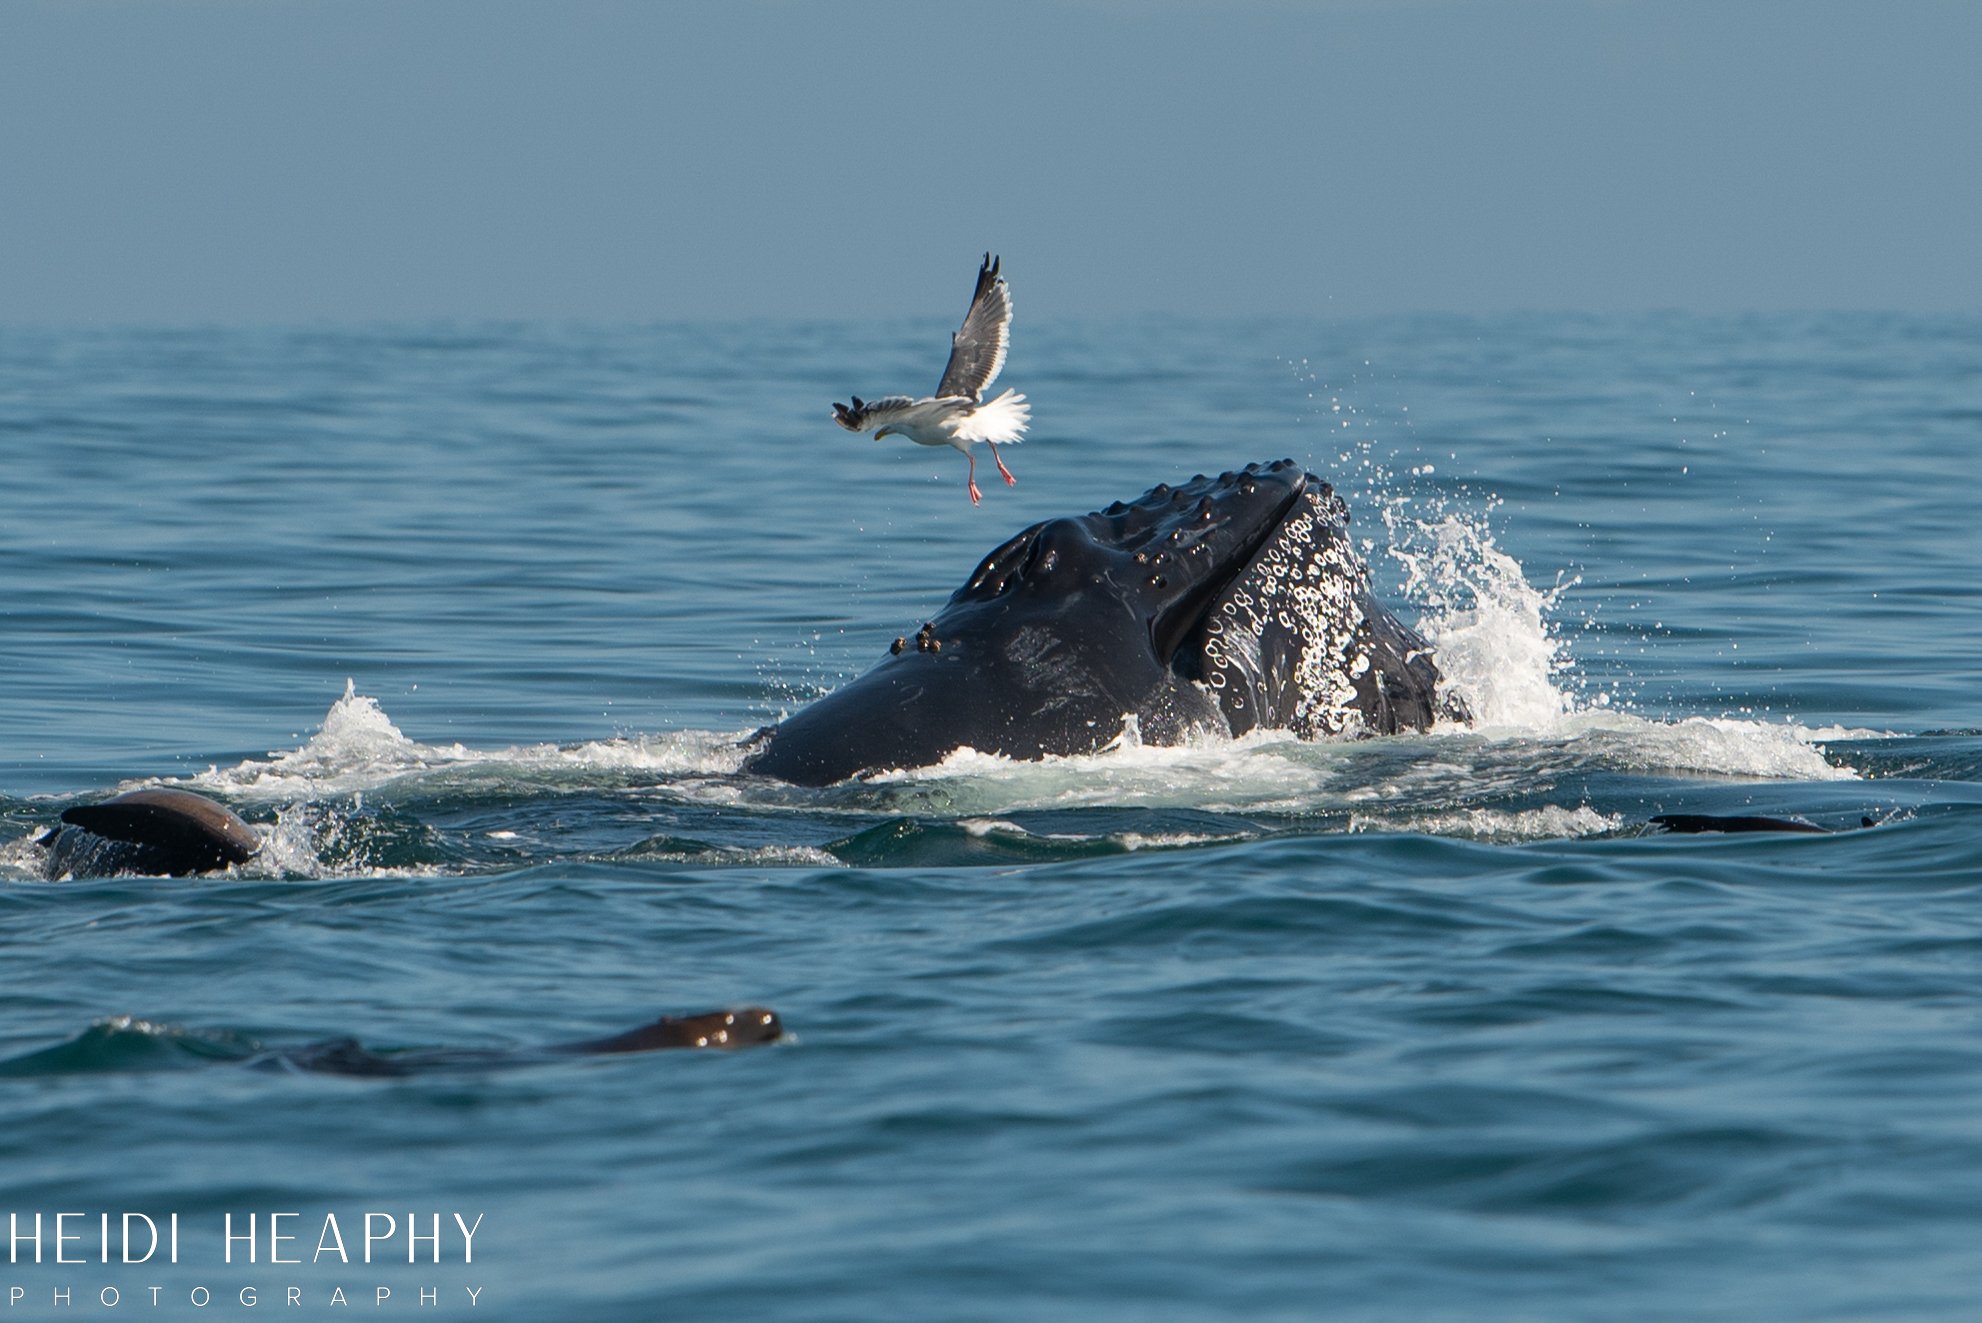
[1649,813,1833,835]
[40,788,260,878]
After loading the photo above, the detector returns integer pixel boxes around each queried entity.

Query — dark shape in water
[1650,813,1835,835]
[0,1009,784,1080]
[266,1007,785,1076]
[746,459,1461,785]
[39,788,261,878]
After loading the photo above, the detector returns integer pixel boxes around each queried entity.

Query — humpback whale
[746,459,1459,786]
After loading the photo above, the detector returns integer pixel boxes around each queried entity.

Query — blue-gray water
[2,314,1979,1320]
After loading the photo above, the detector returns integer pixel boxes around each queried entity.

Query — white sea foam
[856,728,1335,813]
[192,679,749,801]
[1115,831,1254,851]
[958,816,1250,852]
[90,1015,186,1039]
[0,832,53,882]
[1369,492,1856,782]
[1545,710,1855,780]
[1348,804,1622,842]
[1387,508,1577,729]
[619,840,844,868]
[958,817,1029,838]
[185,676,1851,827]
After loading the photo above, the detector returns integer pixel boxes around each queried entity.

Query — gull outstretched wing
[934,253,1013,402]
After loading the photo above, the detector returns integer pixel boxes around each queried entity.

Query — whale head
[949,457,1313,663]
[745,459,1448,785]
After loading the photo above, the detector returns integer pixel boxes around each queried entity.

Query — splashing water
[194,679,750,803]
[1297,364,1582,729]
[1386,508,1578,729]
[1293,367,1856,792]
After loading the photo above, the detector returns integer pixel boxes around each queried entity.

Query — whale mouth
[1188,473,1425,739]
[1148,465,1310,670]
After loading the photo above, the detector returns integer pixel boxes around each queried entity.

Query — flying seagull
[832,253,1030,505]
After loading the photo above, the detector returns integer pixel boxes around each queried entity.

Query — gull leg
[988,441,1016,486]
[966,452,982,505]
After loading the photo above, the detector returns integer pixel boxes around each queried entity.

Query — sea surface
[1,313,1978,1320]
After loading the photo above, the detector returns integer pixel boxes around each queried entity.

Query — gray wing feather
[934,253,1012,402]
[831,394,918,431]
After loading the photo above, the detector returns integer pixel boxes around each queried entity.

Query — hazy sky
[3,0,1977,323]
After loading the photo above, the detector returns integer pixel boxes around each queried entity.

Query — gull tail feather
[953,389,1029,445]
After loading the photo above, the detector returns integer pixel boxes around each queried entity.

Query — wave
[191,681,751,803]
[0,1016,259,1076]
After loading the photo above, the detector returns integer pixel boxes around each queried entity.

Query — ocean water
[1,313,1978,1320]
